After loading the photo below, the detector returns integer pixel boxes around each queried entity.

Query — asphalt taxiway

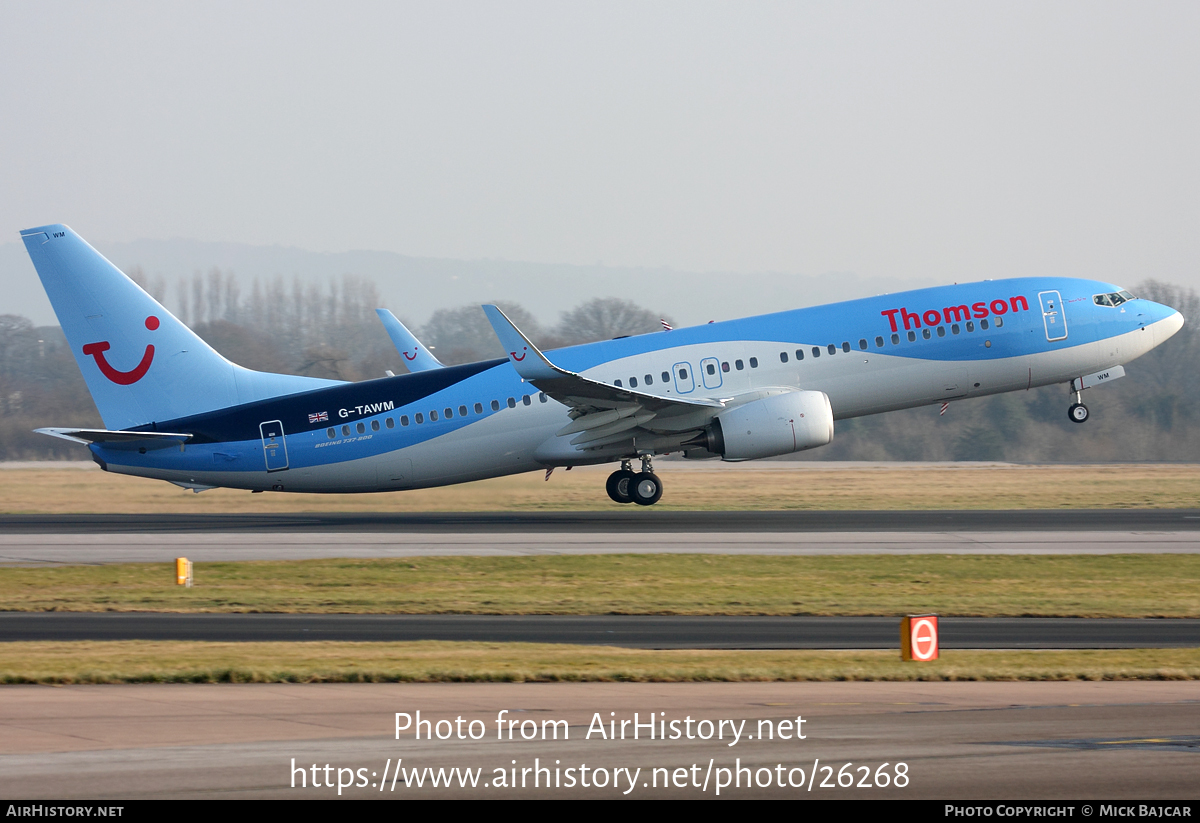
[4,613,1199,648]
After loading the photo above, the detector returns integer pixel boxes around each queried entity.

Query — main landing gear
[606,456,663,506]
[1067,386,1089,424]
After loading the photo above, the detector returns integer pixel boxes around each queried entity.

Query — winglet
[375,309,444,371]
[482,304,562,381]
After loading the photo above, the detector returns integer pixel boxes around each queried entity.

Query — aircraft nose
[1151,305,1184,347]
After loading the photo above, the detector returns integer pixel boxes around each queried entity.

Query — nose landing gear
[1067,386,1089,424]
[606,456,664,505]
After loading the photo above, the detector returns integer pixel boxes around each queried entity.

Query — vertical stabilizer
[20,224,342,430]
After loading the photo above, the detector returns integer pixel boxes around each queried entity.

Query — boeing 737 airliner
[21,224,1184,505]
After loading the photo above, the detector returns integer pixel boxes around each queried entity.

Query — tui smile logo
[82,316,158,385]
[511,347,528,361]
[402,348,418,361]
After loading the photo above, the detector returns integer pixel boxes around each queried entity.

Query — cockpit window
[1094,290,1134,307]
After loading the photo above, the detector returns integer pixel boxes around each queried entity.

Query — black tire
[606,470,635,504]
[1068,403,1090,424]
[630,472,663,506]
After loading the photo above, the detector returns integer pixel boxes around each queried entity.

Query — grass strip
[2,464,1198,513]
[0,642,1196,684]
[2,555,1198,617]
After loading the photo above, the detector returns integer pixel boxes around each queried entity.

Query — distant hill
[0,236,934,329]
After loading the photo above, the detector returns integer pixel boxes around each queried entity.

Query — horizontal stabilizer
[35,427,192,451]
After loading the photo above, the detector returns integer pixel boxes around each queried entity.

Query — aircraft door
[700,357,723,390]
[1039,291,1068,341]
[672,362,695,394]
[260,420,289,472]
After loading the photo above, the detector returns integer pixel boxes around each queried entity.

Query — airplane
[21,223,1185,505]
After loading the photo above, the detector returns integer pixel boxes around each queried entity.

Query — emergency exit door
[1038,291,1068,341]
[260,420,289,472]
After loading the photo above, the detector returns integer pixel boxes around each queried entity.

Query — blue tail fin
[21,224,343,430]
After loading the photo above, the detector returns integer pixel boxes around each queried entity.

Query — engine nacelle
[701,390,834,461]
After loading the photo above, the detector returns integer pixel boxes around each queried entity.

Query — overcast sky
[3,1,1198,294]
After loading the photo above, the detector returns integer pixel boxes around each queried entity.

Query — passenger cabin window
[357,422,365,434]
[749,357,759,368]
[812,347,821,358]
[678,368,688,380]
[891,333,900,345]
[415,413,424,424]
[706,363,716,375]
[721,361,730,372]
[326,428,335,439]
[795,349,805,360]
[907,331,916,342]
[859,339,868,350]
[952,324,960,334]
[539,393,548,403]
[936,326,946,337]
[980,319,990,330]
[661,371,670,382]
[922,329,931,339]
[342,425,351,436]
[841,342,850,353]
[827,344,836,355]
[490,400,500,411]
[371,420,380,431]
[401,415,410,426]
[629,377,638,388]
[735,360,744,370]
[474,403,483,413]
[966,321,975,332]
[780,352,788,363]
[507,397,516,408]
[459,405,468,416]
[444,408,452,419]
[995,316,1004,328]
[614,379,623,387]
[386,417,395,428]
[875,336,884,348]
[644,374,653,385]
[429,410,438,421]
[522,395,531,406]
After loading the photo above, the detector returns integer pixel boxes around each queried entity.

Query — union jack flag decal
[309,411,329,423]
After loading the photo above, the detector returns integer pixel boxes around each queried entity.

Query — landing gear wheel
[1068,403,1090,424]
[630,472,663,506]
[606,470,635,504]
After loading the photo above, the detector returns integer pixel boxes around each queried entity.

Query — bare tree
[553,297,671,345]
[421,302,541,365]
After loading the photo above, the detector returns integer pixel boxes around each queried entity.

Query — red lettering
[972,302,988,318]
[1010,295,1029,312]
[880,309,901,332]
[990,299,1009,315]
[900,307,921,329]
[922,309,942,326]
[943,305,970,323]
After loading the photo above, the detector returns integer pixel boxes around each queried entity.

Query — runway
[2,510,1200,565]
[4,613,1199,648]
[1,681,1195,798]
[4,509,1200,534]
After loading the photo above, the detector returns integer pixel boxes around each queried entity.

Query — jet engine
[692,390,834,461]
